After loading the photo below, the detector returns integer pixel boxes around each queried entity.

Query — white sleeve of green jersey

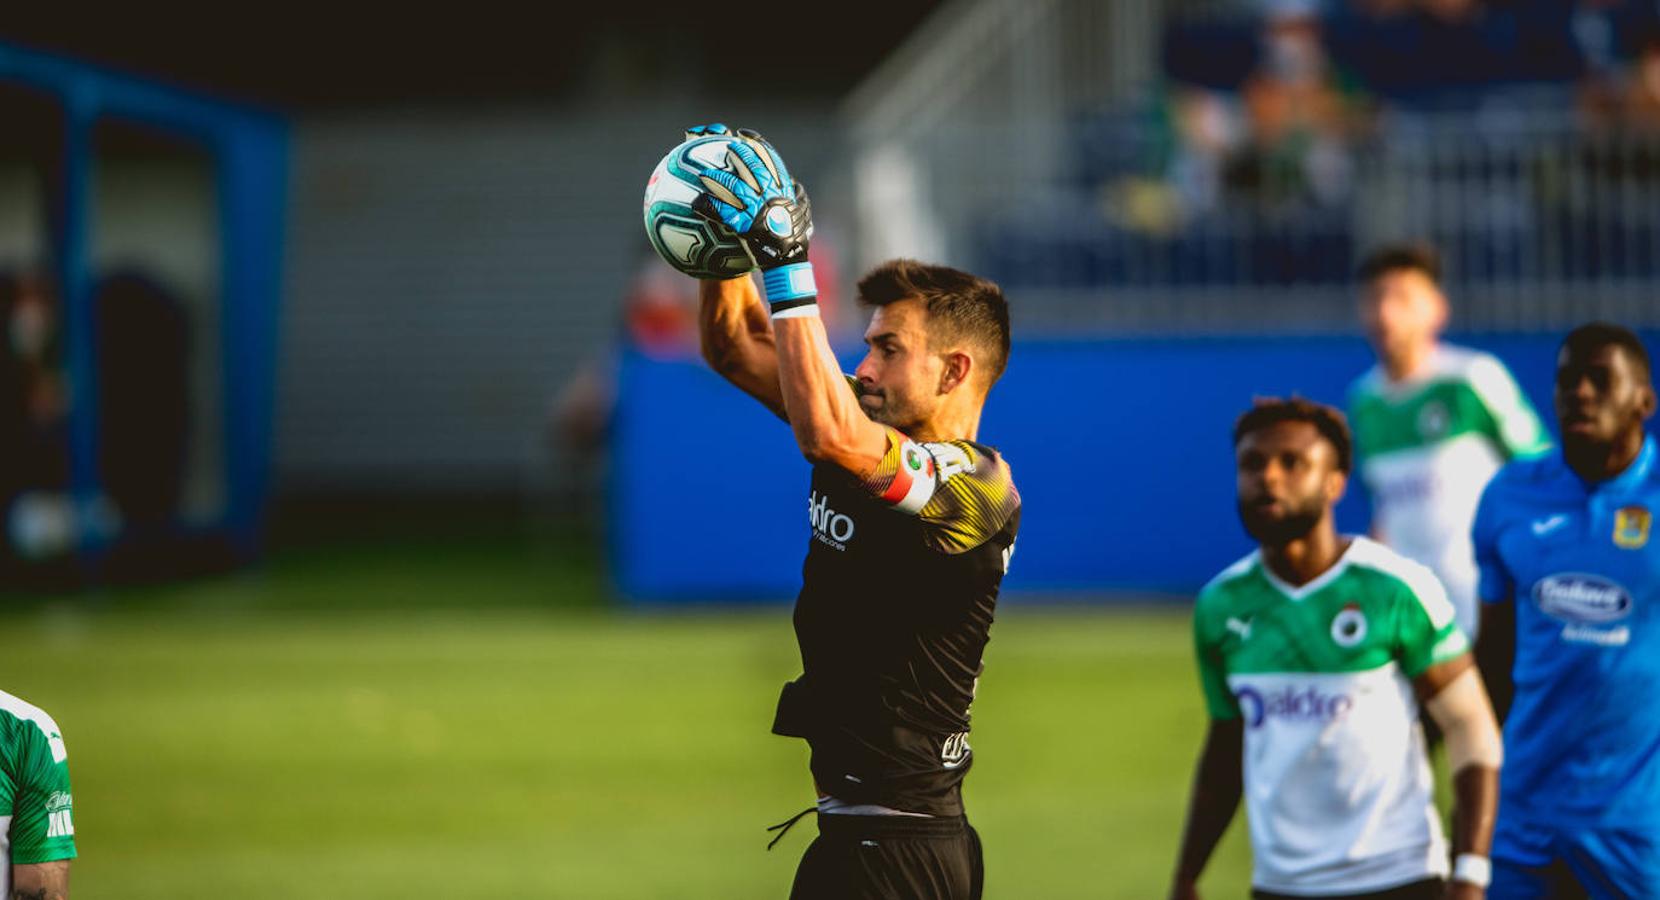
[1391,562,1471,678]
[2,699,76,865]
[1467,353,1550,459]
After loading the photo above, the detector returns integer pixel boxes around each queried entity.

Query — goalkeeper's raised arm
[691,125,887,476]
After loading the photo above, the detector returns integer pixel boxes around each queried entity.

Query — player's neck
[1382,341,1437,383]
[1565,429,1647,484]
[910,401,982,443]
[1262,524,1350,587]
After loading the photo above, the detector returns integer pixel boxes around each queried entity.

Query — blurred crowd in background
[1161,0,1660,220]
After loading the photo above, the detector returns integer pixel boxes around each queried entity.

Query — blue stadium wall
[611,331,1660,603]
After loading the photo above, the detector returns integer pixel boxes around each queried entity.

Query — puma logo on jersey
[809,491,855,550]
[1226,617,1253,641]
[1532,514,1570,537]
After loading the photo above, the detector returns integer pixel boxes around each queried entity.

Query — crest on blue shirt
[1614,506,1651,550]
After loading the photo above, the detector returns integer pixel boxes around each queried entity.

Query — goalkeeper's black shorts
[788,813,983,900]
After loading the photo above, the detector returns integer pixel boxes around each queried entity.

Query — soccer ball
[642,136,756,280]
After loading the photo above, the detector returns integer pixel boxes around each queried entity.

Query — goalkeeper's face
[853,298,956,433]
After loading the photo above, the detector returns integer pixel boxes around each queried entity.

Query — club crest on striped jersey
[1331,603,1368,647]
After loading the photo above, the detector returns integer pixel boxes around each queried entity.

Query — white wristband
[1453,853,1491,888]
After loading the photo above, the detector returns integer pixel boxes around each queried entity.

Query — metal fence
[970,112,1660,333]
[841,0,1660,335]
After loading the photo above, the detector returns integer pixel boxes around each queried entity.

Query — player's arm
[1396,563,1498,897]
[10,860,70,900]
[1469,355,1551,459]
[1414,654,1501,897]
[1169,718,1243,900]
[6,710,75,900]
[1474,602,1515,724]
[1171,614,1245,900]
[1470,479,1517,722]
[697,274,787,420]
[691,129,887,474]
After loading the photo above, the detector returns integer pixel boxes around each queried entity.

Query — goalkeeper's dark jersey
[771,425,1020,817]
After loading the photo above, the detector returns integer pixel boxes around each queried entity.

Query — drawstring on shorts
[765,805,818,850]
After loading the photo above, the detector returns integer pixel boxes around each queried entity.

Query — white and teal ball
[642,136,756,280]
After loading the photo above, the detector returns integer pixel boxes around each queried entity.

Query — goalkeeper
[684,124,1020,900]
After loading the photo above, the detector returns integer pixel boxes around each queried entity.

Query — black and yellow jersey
[773,415,1021,817]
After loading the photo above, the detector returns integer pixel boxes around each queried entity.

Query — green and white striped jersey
[0,690,75,896]
[1193,537,1468,894]
[1348,345,1550,636]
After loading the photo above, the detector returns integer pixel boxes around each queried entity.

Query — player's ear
[938,351,972,395]
[1638,381,1657,420]
[1324,469,1348,505]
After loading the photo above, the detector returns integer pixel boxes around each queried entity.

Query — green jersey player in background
[1170,399,1501,900]
[1,689,75,900]
[1348,244,1550,639]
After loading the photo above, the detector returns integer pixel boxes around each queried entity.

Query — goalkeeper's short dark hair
[1357,242,1442,286]
[1233,397,1354,474]
[857,259,1010,387]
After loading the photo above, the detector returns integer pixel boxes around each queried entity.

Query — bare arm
[772,314,889,474]
[1417,653,1502,897]
[697,275,786,420]
[1474,601,1516,725]
[1169,719,1243,900]
[11,860,69,900]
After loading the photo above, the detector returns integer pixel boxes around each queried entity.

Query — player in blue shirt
[1473,322,1660,898]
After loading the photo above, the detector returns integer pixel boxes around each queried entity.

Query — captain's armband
[864,432,940,514]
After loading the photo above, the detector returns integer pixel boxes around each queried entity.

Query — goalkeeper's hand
[685,124,816,313]
[690,136,812,270]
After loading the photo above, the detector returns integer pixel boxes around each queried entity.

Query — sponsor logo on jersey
[45,802,73,839]
[1534,573,1633,623]
[1331,603,1368,648]
[1235,685,1355,729]
[1225,617,1253,642]
[809,491,855,550]
[1615,506,1651,549]
[1562,624,1631,646]
[941,731,971,769]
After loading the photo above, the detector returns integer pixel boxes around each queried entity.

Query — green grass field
[3,536,1256,898]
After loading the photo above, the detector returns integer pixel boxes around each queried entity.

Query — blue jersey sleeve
[1472,474,1514,604]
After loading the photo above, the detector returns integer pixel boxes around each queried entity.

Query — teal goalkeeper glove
[686,125,816,316]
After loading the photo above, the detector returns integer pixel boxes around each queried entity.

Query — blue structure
[610,331,1659,603]
[0,42,286,568]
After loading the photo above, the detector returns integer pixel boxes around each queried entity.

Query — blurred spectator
[1224,4,1353,211]
[0,269,76,566]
